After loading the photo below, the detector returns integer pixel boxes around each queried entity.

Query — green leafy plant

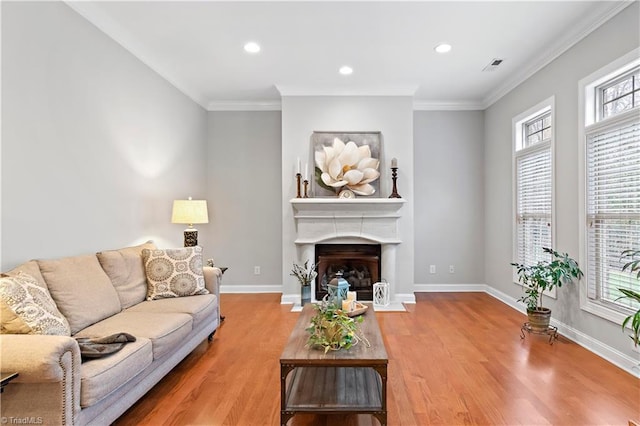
[511,247,583,311]
[291,260,317,287]
[617,249,640,347]
[621,249,640,279]
[306,298,369,354]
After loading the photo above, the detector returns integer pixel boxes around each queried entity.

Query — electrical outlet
[254,266,261,275]
[429,265,436,274]
[449,265,455,274]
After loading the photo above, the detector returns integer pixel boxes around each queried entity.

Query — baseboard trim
[395,293,417,304]
[482,285,640,378]
[281,294,299,305]
[220,285,282,294]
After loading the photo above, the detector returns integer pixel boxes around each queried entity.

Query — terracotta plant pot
[527,307,551,332]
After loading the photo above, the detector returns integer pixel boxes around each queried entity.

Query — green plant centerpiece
[306,297,369,353]
[617,249,640,347]
[511,247,583,332]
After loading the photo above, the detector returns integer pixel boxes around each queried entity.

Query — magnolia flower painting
[312,133,381,197]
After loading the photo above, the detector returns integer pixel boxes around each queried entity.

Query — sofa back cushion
[96,241,156,309]
[38,255,122,335]
[5,260,48,288]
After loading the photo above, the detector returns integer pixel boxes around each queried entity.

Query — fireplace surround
[291,198,405,305]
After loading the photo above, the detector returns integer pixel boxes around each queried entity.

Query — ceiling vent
[482,58,504,72]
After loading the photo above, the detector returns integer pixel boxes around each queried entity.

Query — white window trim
[511,96,556,299]
[578,47,640,325]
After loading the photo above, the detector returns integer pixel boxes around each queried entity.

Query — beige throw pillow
[142,247,208,300]
[0,272,71,335]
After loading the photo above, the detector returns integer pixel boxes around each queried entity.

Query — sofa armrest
[0,335,81,425]
[203,266,221,301]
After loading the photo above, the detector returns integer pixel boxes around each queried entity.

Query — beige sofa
[0,242,221,425]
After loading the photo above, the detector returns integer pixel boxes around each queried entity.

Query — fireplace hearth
[315,244,381,301]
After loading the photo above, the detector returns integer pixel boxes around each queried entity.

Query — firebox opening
[315,244,382,301]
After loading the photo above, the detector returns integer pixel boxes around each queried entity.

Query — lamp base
[184,229,198,247]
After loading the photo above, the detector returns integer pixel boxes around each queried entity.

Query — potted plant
[306,297,369,353]
[617,249,640,347]
[291,260,317,306]
[511,247,583,332]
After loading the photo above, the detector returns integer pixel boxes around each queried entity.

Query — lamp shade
[171,199,209,225]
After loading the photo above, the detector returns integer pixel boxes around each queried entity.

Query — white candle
[297,158,301,174]
[347,291,357,301]
[342,299,354,312]
[305,163,309,180]
[391,158,398,168]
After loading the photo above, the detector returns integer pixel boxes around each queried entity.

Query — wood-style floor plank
[113,293,639,425]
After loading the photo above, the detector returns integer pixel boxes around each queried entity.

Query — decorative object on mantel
[306,296,370,353]
[291,260,317,306]
[295,157,302,198]
[312,132,381,197]
[303,179,309,198]
[389,158,402,198]
[171,197,209,247]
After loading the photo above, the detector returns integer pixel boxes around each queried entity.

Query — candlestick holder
[296,173,302,198]
[303,180,309,198]
[389,167,401,198]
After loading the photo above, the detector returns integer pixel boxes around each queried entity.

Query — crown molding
[482,1,634,109]
[64,1,208,110]
[207,100,282,111]
[413,100,484,111]
[276,85,418,97]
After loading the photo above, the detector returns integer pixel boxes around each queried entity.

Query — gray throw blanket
[75,332,136,360]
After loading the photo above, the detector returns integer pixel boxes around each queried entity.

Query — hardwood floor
[113,293,639,425]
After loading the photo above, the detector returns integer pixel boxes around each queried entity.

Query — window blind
[516,146,552,266]
[586,117,640,310]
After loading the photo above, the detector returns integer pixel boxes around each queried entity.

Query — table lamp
[171,197,209,247]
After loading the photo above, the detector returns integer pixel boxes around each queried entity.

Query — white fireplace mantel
[290,197,406,309]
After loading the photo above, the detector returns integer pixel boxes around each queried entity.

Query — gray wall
[1,2,207,269]
[205,111,282,288]
[280,96,415,302]
[484,2,640,359]
[414,111,485,285]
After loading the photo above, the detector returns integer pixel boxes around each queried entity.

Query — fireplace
[315,244,381,301]
[290,198,406,307]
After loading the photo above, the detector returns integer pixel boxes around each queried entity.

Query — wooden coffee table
[280,303,388,425]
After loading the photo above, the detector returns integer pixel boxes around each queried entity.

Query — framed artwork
[310,131,382,198]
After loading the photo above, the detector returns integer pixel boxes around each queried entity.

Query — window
[580,49,640,323]
[513,98,554,273]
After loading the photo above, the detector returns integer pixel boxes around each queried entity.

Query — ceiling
[66,1,632,110]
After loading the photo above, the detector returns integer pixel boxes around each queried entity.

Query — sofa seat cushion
[75,311,192,360]
[96,241,156,309]
[38,255,122,335]
[80,337,152,408]
[126,294,217,329]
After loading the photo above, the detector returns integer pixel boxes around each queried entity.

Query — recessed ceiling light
[339,66,353,75]
[434,43,452,54]
[244,42,261,54]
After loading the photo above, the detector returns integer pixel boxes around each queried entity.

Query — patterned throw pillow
[142,246,209,300]
[0,272,71,336]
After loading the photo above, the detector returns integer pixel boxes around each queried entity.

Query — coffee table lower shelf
[281,366,386,425]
